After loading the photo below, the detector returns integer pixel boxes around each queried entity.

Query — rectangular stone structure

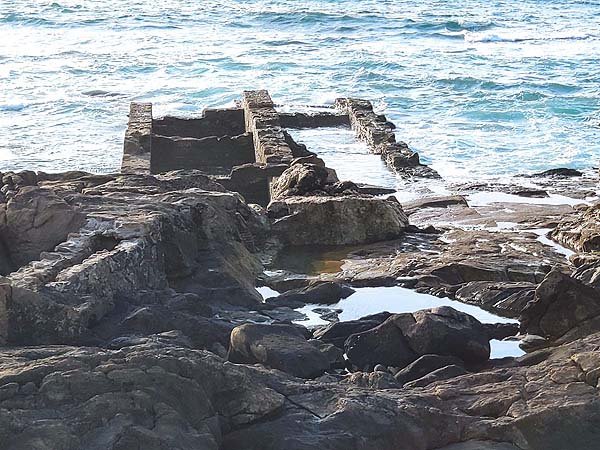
[241,90,294,164]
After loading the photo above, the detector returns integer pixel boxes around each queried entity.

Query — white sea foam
[464,29,592,43]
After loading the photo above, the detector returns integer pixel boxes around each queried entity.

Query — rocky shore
[1,92,599,450]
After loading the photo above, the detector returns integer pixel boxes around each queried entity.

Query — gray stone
[228,323,330,378]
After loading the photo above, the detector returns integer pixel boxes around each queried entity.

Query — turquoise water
[1,0,599,177]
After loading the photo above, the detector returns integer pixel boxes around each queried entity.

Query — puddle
[270,245,359,276]
[257,285,524,359]
[532,228,575,259]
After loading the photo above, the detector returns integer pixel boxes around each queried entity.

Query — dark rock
[401,307,490,364]
[437,441,520,450]
[455,281,535,318]
[345,313,418,370]
[312,307,341,322]
[512,188,549,198]
[2,186,85,267]
[532,168,583,178]
[482,323,519,341]
[404,364,468,388]
[312,312,392,348]
[228,323,330,378]
[403,195,468,215]
[345,307,490,370]
[394,354,465,385]
[520,270,600,341]
[266,281,355,307]
[308,339,346,370]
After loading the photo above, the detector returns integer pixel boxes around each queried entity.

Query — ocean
[1,0,599,181]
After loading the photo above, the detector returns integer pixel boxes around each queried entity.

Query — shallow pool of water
[257,285,524,358]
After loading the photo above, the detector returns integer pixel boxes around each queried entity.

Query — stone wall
[241,90,295,164]
[279,111,350,129]
[153,108,245,139]
[123,102,152,155]
[335,98,439,178]
[150,134,255,174]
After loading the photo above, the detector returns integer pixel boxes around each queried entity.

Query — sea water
[1,0,599,177]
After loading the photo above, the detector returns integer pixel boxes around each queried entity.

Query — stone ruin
[122,90,439,206]
[0,90,435,346]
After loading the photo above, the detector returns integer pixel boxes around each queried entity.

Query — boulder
[345,307,490,369]
[270,163,330,199]
[400,307,490,364]
[312,312,392,348]
[345,313,418,370]
[520,270,600,341]
[394,354,465,385]
[228,323,330,378]
[268,195,408,246]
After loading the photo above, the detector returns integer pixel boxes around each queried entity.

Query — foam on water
[1,0,599,175]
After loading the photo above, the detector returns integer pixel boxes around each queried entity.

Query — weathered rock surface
[345,306,490,370]
[227,323,330,378]
[1,186,85,268]
[271,163,330,199]
[520,269,600,343]
[2,332,600,449]
[268,195,408,246]
[551,203,600,253]
[0,170,266,346]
